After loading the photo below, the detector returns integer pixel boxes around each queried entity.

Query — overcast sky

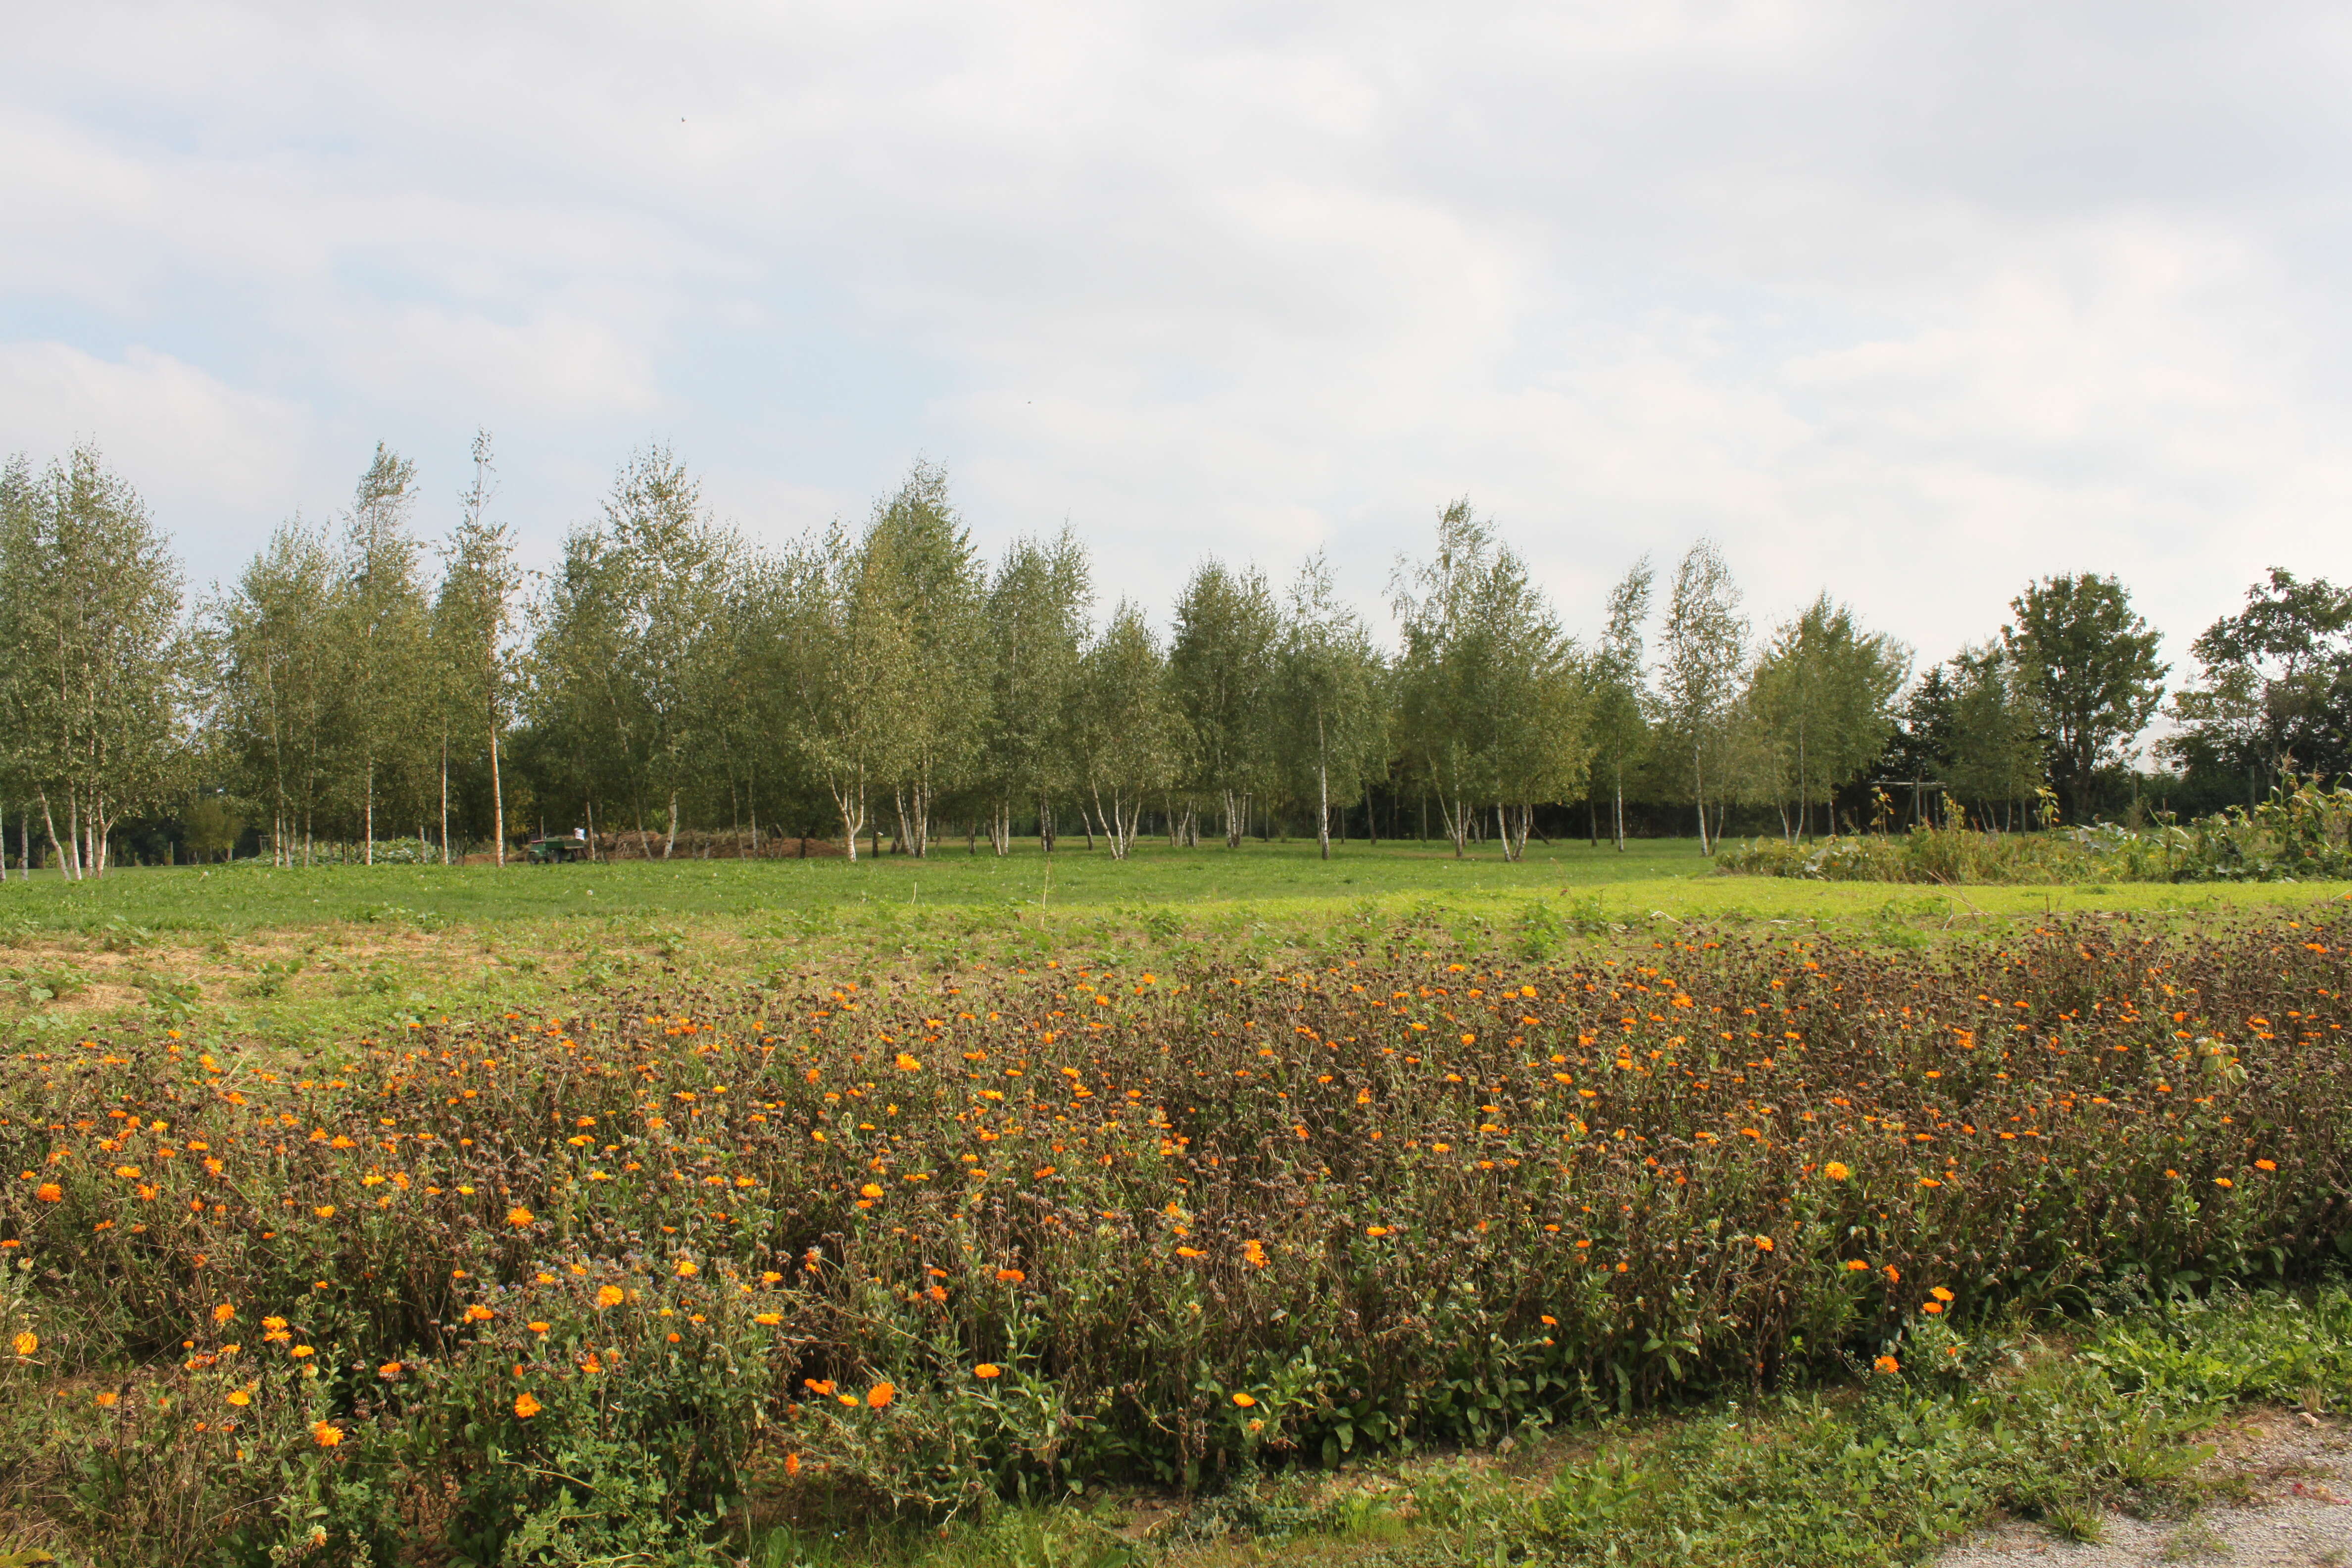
[5,1,2349,677]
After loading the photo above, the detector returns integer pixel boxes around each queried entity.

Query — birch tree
[1939,644,2046,825]
[1746,594,1908,840]
[982,531,1090,853]
[1169,559,1280,846]
[0,457,28,875]
[335,445,434,861]
[854,461,989,857]
[1587,559,1652,850]
[1391,499,1583,861]
[1072,602,1183,859]
[211,521,340,864]
[1656,539,1748,854]
[531,447,735,858]
[527,515,637,853]
[432,432,520,862]
[1273,553,1386,859]
[0,444,189,877]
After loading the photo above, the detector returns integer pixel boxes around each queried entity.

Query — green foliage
[1168,559,1281,848]
[0,444,191,880]
[181,798,243,865]
[1744,592,1911,837]
[2165,566,2352,798]
[1073,605,1183,860]
[1655,540,1749,853]
[1724,774,2352,884]
[2006,574,2168,823]
[1389,500,1588,861]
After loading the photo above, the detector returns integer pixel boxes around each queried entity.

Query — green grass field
[4,845,2351,1568]
[4,835,2346,937]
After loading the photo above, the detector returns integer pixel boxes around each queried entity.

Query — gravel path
[1934,1412,2351,1568]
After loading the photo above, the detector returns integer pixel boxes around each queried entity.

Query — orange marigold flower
[464,1305,494,1323]
[226,1389,250,1407]
[894,1053,922,1072]
[513,1392,542,1419]
[866,1382,895,1409]
[2214,1176,2234,1189]
[1366,1225,1390,1237]
[784,1452,802,1478]
[995,1269,1025,1283]
[2255,1159,2278,1172]
[12,1332,37,1358]
[754,1312,783,1326]
[290,1345,315,1359]
[1754,1235,1775,1252]
[859,1183,884,1199]
[596,1285,625,1309]
[1231,1392,1257,1408]
[378,1362,402,1379]
[1872,1356,1900,1375]
[506,1207,534,1228]
[35,1183,61,1203]
[1882,1266,1901,1283]
[1821,1162,1851,1181]
[212,1303,236,1324]
[975,1364,1002,1378]
[528,1322,551,1336]
[1929,1287,1955,1302]
[311,1421,343,1447]
[804,1378,835,1396]
[1176,1246,1206,1258]
[1845,1260,1870,1272]
[674,1260,698,1278]
[95,1391,119,1408]
[1921,1302,1943,1315]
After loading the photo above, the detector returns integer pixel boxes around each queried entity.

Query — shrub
[1721,776,2352,884]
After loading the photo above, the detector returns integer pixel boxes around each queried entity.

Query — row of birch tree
[2,438,2183,872]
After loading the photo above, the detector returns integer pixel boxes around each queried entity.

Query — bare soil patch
[1937,1412,2352,1568]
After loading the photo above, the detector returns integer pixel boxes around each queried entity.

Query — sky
[5,1,2350,681]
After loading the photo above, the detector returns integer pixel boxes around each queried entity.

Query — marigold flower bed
[2,913,2349,1559]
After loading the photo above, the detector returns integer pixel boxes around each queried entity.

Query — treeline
[0,439,2343,875]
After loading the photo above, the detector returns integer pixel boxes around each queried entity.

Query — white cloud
[0,340,310,517]
[5,0,2352,691]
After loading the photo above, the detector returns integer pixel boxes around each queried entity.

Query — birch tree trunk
[489,720,505,866]
[1317,763,1331,860]
[1693,744,1710,855]
[832,780,865,861]
[59,792,81,881]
